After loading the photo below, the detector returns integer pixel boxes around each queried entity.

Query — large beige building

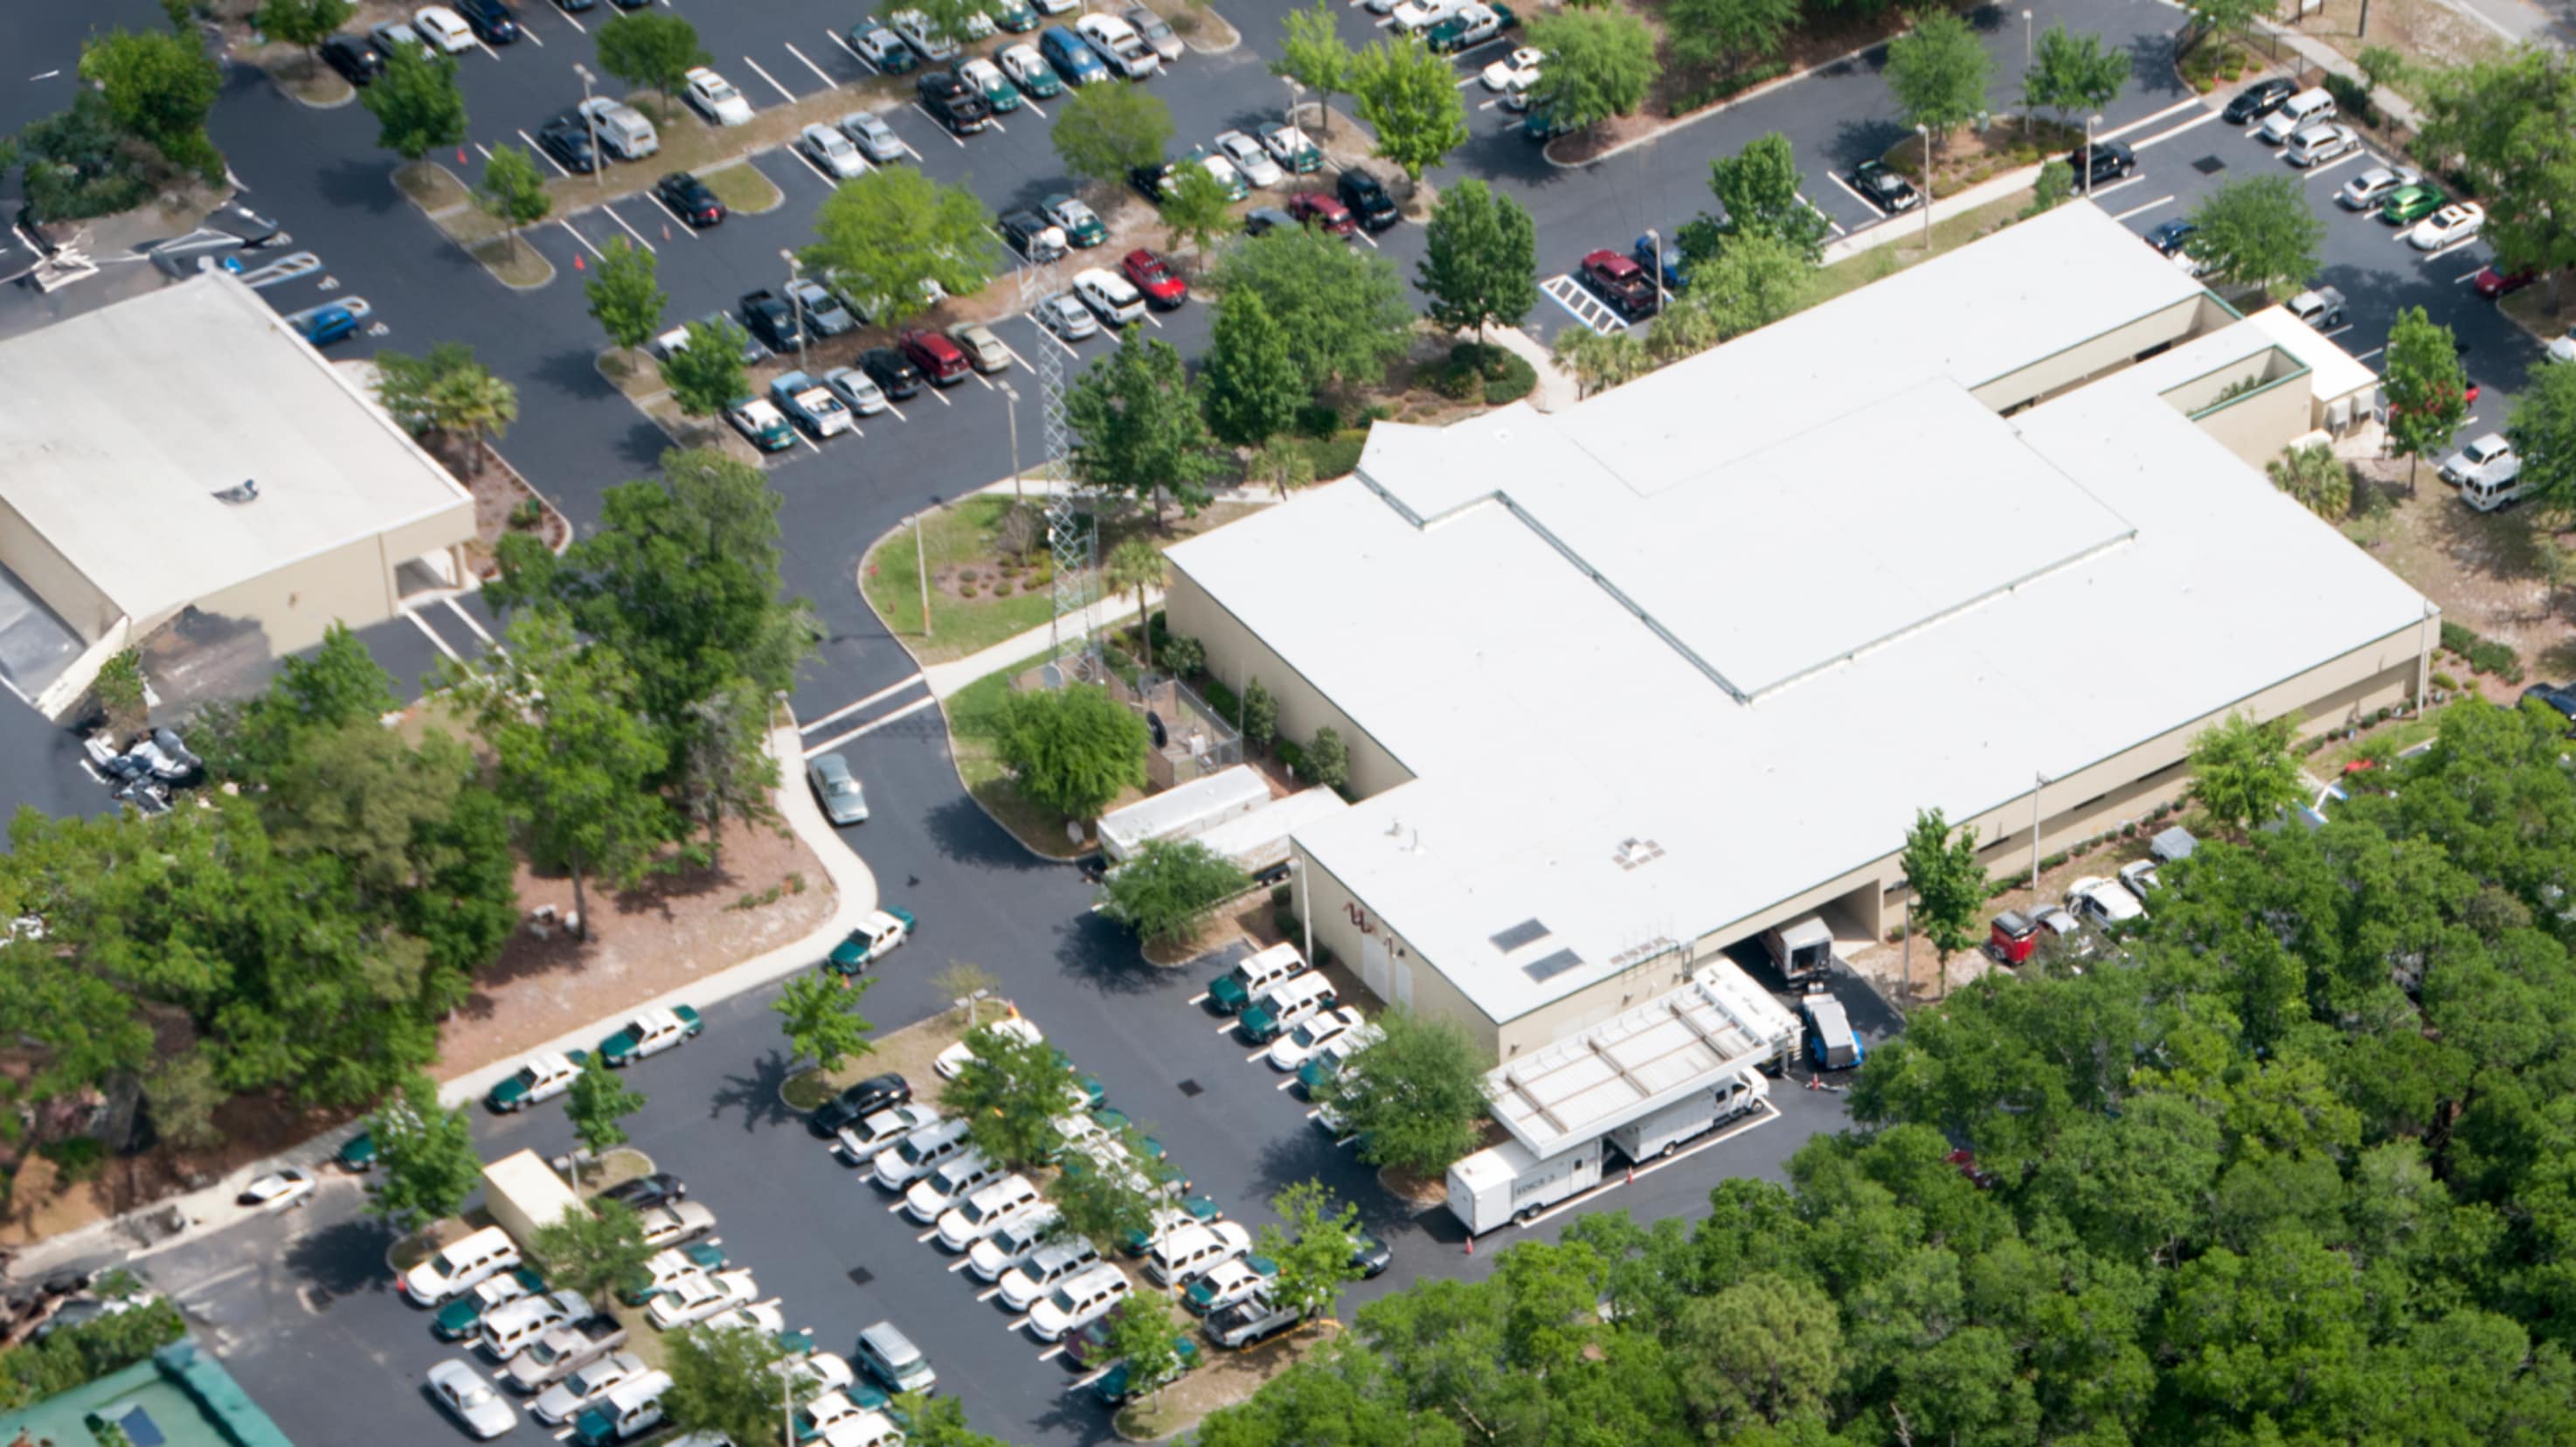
[1166,202,2433,1063]
[0,272,475,717]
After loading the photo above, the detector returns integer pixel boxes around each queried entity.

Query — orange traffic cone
[457,147,467,164]
[1464,1233,1474,1256]
[574,253,585,270]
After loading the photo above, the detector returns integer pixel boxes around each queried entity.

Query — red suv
[1120,248,1188,308]
[1286,192,1355,237]
[1581,249,1657,317]
[898,329,973,386]
[2474,265,2537,299]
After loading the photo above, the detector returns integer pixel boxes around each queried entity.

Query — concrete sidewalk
[919,589,1167,699]
[2255,21,2427,128]
[5,725,880,1281]
[1487,325,1581,413]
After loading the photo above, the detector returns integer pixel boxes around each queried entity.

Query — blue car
[1632,234,1687,294]
[294,306,358,345]
[1039,25,1109,86]
[2143,218,2196,257]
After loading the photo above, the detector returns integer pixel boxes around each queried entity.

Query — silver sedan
[807,752,869,826]
[427,1360,516,1439]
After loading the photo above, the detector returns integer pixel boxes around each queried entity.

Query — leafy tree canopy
[992,682,1149,820]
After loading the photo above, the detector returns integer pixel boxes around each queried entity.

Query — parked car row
[1983,863,2158,972]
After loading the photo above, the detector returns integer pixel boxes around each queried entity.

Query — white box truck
[1446,1137,1603,1236]
[1605,1068,1769,1163]
[1097,765,1271,862]
[1188,787,1348,883]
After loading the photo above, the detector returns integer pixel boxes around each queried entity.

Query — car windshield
[457,1380,495,1408]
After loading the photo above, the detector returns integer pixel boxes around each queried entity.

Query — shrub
[1242,676,1278,748]
[1160,633,1206,677]
[2321,72,2379,128]
[1302,432,1367,480]
[1278,738,1308,778]
[1097,837,1252,945]
[38,1137,106,1183]
[1200,675,1242,726]
[1483,350,1538,405]
[2469,639,2523,682]
[1305,726,1351,791]
[1297,402,1341,439]
[2432,671,2458,690]
[1271,884,1292,907]
[1675,60,1788,114]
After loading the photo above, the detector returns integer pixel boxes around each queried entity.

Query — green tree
[2186,710,2305,835]
[16,92,156,223]
[1064,326,1225,524]
[2186,0,2277,46]
[1305,725,1350,791]
[800,167,998,329]
[1273,2,1356,136]
[1102,1291,1188,1404]
[1209,227,1416,395]
[255,0,357,59]
[1051,83,1175,190]
[361,45,468,162]
[2022,23,2126,125]
[1204,289,1307,449]
[1416,179,1538,343]
[1666,0,1799,74]
[1157,161,1236,265]
[377,342,519,473]
[674,680,780,868]
[1898,807,1986,978]
[1097,837,1252,945]
[945,1019,1076,1170]
[564,1059,647,1184]
[367,1076,481,1234]
[2380,306,2468,489]
[895,1396,1014,1447]
[1248,437,1317,501]
[1523,10,1659,132]
[1258,1180,1365,1322]
[586,238,668,352]
[659,318,752,418]
[1684,132,1831,264]
[774,971,878,1073]
[448,611,672,937]
[1242,676,1279,747]
[526,1200,654,1311]
[594,10,710,115]
[910,0,1010,45]
[1317,1008,1487,1178]
[2509,361,2576,514]
[1105,537,1167,670]
[478,145,552,267]
[1553,326,1649,396]
[2023,157,2076,216]
[2184,175,2324,300]
[1672,1273,1845,1436]
[2420,49,2576,307]
[662,1316,793,1447]
[1677,232,1811,341]
[1351,38,1470,183]
[1050,1142,1158,1250]
[2266,440,2353,520]
[2356,44,2407,100]
[79,28,225,178]
[1886,10,1990,149]
[992,682,1149,820]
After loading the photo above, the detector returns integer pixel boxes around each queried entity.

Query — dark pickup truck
[502,1313,629,1395]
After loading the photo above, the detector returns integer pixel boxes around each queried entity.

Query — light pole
[1915,123,1933,250]
[913,508,933,639]
[2085,113,2102,197]
[1283,76,1303,133]
[1645,226,1665,311]
[2022,8,2032,64]
[780,248,807,370]
[2029,771,2046,897]
[1000,381,1023,502]
[575,63,602,190]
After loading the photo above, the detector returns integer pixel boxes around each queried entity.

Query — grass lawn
[702,159,785,215]
[394,161,474,213]
[1810,189,2039,308]
[862,495,1065,662]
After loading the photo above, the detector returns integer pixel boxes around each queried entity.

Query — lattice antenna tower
[1021,259,1097,682]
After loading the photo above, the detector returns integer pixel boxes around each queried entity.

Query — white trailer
[1446,1136,1603,1236]
[1097,765,1271,862]
[1188,787,1348,881]
[1605,1067,1769,1164]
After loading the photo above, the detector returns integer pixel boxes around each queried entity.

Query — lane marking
[2097,96,2204,143]
[518,24,544,47]
[1185,991,1209,1006]
[801,695,941,757]
[790,145,846,187]
[1006,1315,1032,1331]
[1243,1047,1272,1063]
[1215,1020,1242,1035]
[916,1227,942,1243]
[1822,169,1880,214]
[599,204,657,253]
[1035,1344,1065,1360]
[976,1285,1005,1302]
[1029,317,1083,358]
[1274,1077,1298,1092]
[800,674,929,734]
[644,191,702,238]
[912,103,970,147]
[2298,150,2369,180]
[784,40,839,89]
[2108,194,2173,223]
[947,1258,976,1273]
[2132,108,2220,149]
[743,54,800,104]
[2083,176,2143,202]
[2352,346,2385,363]
[406,609,463,663]
[521,129,572,177]
[443,598,496,647]
[556,218,606,260]
[826,28,882,75]
[1069,1366,1113,1390]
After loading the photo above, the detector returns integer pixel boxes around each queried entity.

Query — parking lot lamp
[2030,771,2046,896]
[781,248,808,370]
[1284,76,1303,132]
[1645,227,1664,309]
[913,508,933,640]
[1001,381,1023,502]
[1915,124,1933,249]
[575,63,601,190]
[2086,114,2102,197]
[2021,11,2033,133]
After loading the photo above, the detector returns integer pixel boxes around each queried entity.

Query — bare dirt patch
[436,817,836,1080]
[2342,453,2575,686]
[1114,1320,1339,1440]
[2299,0,2508,104]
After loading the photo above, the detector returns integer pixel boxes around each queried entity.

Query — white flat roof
[1171,204,2430,1026]
[0,273,472,627]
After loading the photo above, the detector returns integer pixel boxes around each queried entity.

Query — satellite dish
[1039,662,1064,689]
[1147,711,1168,749]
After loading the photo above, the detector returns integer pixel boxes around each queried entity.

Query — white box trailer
[1446,1136,1603,1236]
[1097,765,1271,862]
[1605,1067,1769,1164]
[1188,787,1348,882]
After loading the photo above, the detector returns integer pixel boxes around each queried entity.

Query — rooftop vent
[211,479,259,504]
[1611,837,1664,870]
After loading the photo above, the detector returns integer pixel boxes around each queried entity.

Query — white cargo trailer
[1188,787,1347,881]
[1447,1136,1603,1236]
[1605,1067,1768,1164]
[1097,765,1271,862]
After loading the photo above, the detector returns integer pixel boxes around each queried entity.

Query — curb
[1541,33,1890,170]
[277,73,357,111]
[703,154,791,216]
[1181,3,1244,53]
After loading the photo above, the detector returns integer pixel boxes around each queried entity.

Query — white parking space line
[976,1285,1005,1302]
[1022,99,1048,120]
[473,37,500,59]
[406,610,463,664]
[1540,273,1625,335]
[1354,228,1380,249]
[987,116,1008,134]
[1185,991,1210,1006]
[926,382,954,405]
[2098,96,2204,142]
[2131,108,2220,149]
[1275,1077,1298,1091]
[2300,151,2368,180]
[520,130,571,177]
[947,1257,976,1273]
[790,148,843,186]
[1822,170,1879,214]
[598,204,657,253]
[1243,1047,1271,1063]
[2453,265,2486,282]
[801,695,940,757]
[1006,1316,1033,1332]
[1069,1366,1113,1391]
[2084,176,2143,202]
[997,338,1035,372]
[1303,1106,1322,1119]
[1028,317,1082,357]
[2352,346,2385,363]
[794,427,821,453]
[743,54,800,104]
[1794,190,1845,236]
[472,141,495,161]
[915,1227,942,1243]
[557,8,585,32]
[887,1200,908,1214]
[1215,1019,1241,1035]
[913,104,969,146]
[784,40,839,89]
[1036,1344,1065,1361]
[555,219,606,260]
[2420,239,2481,263]
[882,399,908,421]
[645,192,700,237]
[800,675,929,734]
[2108,194,2173,223]
[827,28,881,74]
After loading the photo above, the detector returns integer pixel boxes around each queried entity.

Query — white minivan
[2255,87,2335,143]
[872,1116,973,1191]
[402,1226,523,1306]
[1145,1221,1252,1287]
[1072,267,1146,326]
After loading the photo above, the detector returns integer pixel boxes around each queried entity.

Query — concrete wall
[1293,846,1500,1057]
[0,495,119,641]
[2188,370,2317,468]
[165,502,471,659]
[1163,567,1416,800]
[1971,296,2207,411]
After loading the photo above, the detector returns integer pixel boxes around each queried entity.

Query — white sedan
[1268,1006,1366,1070]
[413,5,475,52]
[646,1269,760,1330]
[933,1016,1042,1080]
[1482,46,1541,93]
[686,67,755,127]
[1214,130,1285,189]
[237,1168,315,1212]
[798,123,869,179]
[833,1103,940,1164]
[2409,201,2484,251]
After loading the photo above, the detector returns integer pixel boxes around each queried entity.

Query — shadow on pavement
[281,1215,398,1304]
[707,1048,799,1133]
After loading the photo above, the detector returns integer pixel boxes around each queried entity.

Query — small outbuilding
[481,1149,585,1244]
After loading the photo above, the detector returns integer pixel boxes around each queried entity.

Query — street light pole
[576,64,601,190]
[2085,113,2101,197]
[781,248,807,370]
[1000,381,1023,502]
[1645,226,1664,311]
[1915,123,1933,250]
[913,509,932,639]
[2020,10,2033,135]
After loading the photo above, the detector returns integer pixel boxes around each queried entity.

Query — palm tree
[1249,437,1316,500]
[1551,328,1648,398]
[1643,291,1722,366]
[426,362,519,474]
[1104,537,1166,671]
[2264,440,2351,520]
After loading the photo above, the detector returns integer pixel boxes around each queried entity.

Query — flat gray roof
[0,272,472,628]
[1169,203,2430,1027]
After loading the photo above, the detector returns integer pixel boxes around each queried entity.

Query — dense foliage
[1208,697,2576,1444]
[0,1286,186,1411]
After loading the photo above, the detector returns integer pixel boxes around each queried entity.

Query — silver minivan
[2255,87,2335,143]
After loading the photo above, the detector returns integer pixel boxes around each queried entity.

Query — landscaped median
[394,159,556,290]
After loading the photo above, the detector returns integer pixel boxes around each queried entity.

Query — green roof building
[0,1340,292,1447]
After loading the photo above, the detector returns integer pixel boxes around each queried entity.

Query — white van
[1145,1221,1251,1287]
[872,1117,973,1191]
[402,1225,523,1306]
[1238,971,1339,1044]
[2255,87,2335,143]
[2464,462,2525,512]
[1072,267,1146,326]
[480,1289,584,1360]
[579,1369,671,1441]
[1027,1261,1132,1340]
[576,97,659,161]
[1208,941,1306,1015]
[904,1150,1002,1222]
[937,1174,1043,1251]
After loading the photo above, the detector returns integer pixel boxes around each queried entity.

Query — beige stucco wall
[0,495,119,641]
[2188,373,2317,468]
[152,501,472,657]
[1164,567,1416,800]
[1971,296,2206,411]
[1293,847,1500,1057]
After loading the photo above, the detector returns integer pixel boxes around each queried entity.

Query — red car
[2387,377,2479,422]
[1285,191,1354,237]
[897,328,972,385]
[1120,248,1188,309]
[1580,248,1657,317]
[2474,265,2538,299]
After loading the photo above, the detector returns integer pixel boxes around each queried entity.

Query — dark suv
[320,35,386,85]
[917,71,990,135]
[861,346,926,400]
[2523,682,2576,734]
[2221,76,2297,124]
[1336,170,1399,232]
[738,289,802,353]
[2067,139,2136,190]
[455,0,521,43]
[807,1073,912,1138]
